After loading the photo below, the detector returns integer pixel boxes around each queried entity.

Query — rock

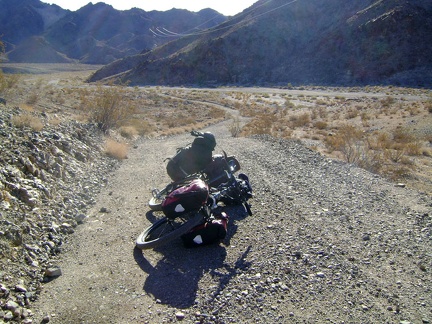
[75,213,87,223]
[15,284,27,292]
[6,300,19,311]
[175,311,185,320]
[45,266,62,278]
[316,272,325,278]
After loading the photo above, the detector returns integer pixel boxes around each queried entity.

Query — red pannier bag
[162,178,209,219]
[181,212,229,248]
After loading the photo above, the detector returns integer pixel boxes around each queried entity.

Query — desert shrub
[313,121,328,130]
[228,116,242,137]
[317,106,328,119]
[119,126,139,139]
[104,139,128,160]
[285,100,295,109]
[290,113,310,128]
[425,100,432,113]
[12,114,44,131]
[325,124,364,163]
[208,106,225,119]
[241,113,277,136]
[85,85,135,133]
[26,93,39,105]
[124,119,155,136]
[380,96,396,107]
[0,71,20,95]
[345,109,358,119]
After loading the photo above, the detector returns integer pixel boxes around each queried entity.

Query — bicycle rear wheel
[136,212,204,249]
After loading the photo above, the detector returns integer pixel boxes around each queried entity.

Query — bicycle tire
[136,212,204,250]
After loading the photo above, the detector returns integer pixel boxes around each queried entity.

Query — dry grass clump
[104,138,129,160]
[240,113,278,136]
[0,70,20,95]
[11,113,44,131]
[119,126,139,139]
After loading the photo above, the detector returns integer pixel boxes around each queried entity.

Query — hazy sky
[42,0,258,16]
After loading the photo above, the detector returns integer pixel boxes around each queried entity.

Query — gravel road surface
[32,120,431,324]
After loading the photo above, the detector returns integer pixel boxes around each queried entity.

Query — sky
[43,0,258,16]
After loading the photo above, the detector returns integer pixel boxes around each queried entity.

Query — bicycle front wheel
[136,212,204,250]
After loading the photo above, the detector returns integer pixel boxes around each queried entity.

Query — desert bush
[325,124,364,163]
[228,116,242,137]
[12,114,44,131]
[345,109,358,119]
[26,93,39,105]
[425,100,432,113]
[119,126,139,139]
[313,121,328,130]
[0,71,20,95]
[208,106,225,119]
[124,119,155,136]
[392,128,416,145]
[84,85,135,133]
[104,139,128,160]
[290,113,310,128]
[241,113,277,136]
[380,96,396,107]
[285,100,295,109]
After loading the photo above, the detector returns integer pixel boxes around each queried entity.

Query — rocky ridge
[0,105,118,322]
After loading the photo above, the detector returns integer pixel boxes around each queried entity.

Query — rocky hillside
[0,104,119,321]
[89,0,432,87]
[0,0,226,64]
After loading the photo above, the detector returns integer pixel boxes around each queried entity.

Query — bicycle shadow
[133,205,252,308]
[133,244,227,308]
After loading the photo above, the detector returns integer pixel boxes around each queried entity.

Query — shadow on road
[133,205,251,308]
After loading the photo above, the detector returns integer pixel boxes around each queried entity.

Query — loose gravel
[13,119,432,323]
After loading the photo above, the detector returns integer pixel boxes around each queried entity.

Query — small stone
[4,311,14,320]
[6,300,19,311]
[45,267,62,277]
[75,213,87,223]
[316,272,325,278]
[15,284,27,292]
[396,183,406,188]
[175,311,185,320]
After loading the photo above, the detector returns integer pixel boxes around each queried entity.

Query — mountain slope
[0,0,227,64]
[89,0,432,87]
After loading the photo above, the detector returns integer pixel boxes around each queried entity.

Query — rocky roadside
[0,105,118,322]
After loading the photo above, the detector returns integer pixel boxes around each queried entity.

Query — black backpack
[166,131,216,181]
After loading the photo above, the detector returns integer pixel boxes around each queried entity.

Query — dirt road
[32,120,431,323]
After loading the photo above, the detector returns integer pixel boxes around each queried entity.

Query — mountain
[0,0,227,64]
[88,0,432,87]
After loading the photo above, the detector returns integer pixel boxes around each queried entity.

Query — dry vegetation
[1,63,431,194]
